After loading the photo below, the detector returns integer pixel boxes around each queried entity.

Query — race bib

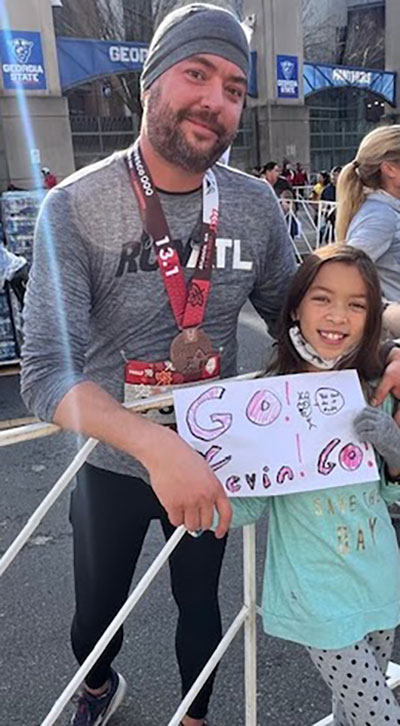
[124,355,220,425]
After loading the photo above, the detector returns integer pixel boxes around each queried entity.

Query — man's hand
[373,347,400,404]
[53,381,232,537]
[141,426,232,538]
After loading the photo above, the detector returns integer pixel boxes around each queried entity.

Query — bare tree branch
[53,0,154,115]
[302,0,342,63]
[302,0,384,68]
[342,7,384,70]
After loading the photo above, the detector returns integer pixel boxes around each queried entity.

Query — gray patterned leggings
[307,629,400,725]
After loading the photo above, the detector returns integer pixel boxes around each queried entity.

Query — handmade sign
[173,369,379,498]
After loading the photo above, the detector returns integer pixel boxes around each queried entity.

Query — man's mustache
[178,109,226,139]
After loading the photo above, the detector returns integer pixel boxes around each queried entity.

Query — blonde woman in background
[336,125,400,336]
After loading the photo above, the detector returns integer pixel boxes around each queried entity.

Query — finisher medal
[170,328,213,376]
[126,143,220,382]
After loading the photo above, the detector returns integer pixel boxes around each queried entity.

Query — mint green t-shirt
[230,395,400,649]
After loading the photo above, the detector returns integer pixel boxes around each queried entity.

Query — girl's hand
[354,405,400,473]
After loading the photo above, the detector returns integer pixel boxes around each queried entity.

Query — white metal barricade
[1,373,400,726]
[0,372,259,726]
[277,196,337,263]
[292,185,313,199]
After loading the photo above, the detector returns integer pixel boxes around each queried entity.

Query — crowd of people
[251,160,342,242]
[255,144,400,346]
[4,3,400,726]
[252,159,308,197]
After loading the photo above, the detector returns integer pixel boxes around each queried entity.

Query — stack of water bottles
[0,293,16,362]
[0,190,43,362]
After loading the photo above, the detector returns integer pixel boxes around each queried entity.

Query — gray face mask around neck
[288,322,357,371]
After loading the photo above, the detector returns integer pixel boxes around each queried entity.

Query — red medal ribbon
[126,143,219,331]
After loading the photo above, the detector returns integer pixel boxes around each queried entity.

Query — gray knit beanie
[140,3,249,93]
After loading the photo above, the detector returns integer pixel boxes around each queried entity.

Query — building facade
[300,0,400,170]
[244,0,309,169]
[0,0,75,189]
[0,0,400,189]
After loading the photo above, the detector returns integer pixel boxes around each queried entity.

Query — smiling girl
[226,244,400,725]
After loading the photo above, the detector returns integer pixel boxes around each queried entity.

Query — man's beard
[145,86,238,173]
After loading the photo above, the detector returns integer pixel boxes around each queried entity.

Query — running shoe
[71,670,126,726]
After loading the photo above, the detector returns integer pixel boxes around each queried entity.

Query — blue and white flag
[0,30,47,90]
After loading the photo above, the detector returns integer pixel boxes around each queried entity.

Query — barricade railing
[292,184,313,199]
[0,370,260,726]
[0,371,260,575]
[277,197,337,261]
[1,369,399,725]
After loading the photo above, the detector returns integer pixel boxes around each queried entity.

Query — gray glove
[354,405,400,472]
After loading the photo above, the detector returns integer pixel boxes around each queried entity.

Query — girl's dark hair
[271,244,384,382]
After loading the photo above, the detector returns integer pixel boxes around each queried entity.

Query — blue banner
[277,55,299,99]
[304,62,396,106]
[57,37,148,90]
[57,36,258,97]
[0,30,47,90]
[248,51,257,98]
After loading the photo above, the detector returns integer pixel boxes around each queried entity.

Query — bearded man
[21,4,296,725]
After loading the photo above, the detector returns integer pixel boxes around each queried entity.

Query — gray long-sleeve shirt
[347,190,400,302]
[21,149,296,478]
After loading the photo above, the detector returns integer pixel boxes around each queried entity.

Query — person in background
[310,171,329,224]
[261,160,280,187]
[321,165,342,204]
[41,167,58,190]
[261,161,293,197]
[281,160,295,184]
[292,162,308,188]
[319,166,342,241]
[336,125,400,337]
[311,171,329,201]
[279,190,302,241]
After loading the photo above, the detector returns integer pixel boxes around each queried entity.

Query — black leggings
[69,463,227,720]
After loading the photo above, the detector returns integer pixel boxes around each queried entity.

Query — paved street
[1,302,400,726]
